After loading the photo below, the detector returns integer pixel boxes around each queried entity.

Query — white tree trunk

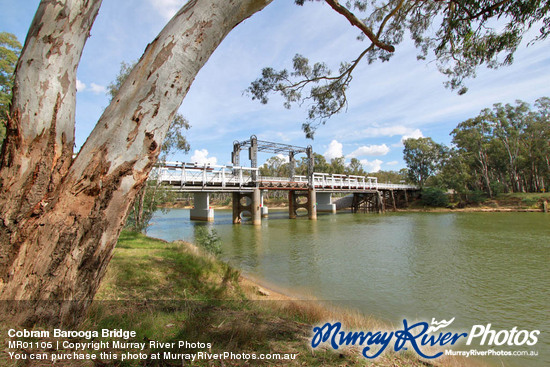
[0,0,272,327]
[1,0,102,225]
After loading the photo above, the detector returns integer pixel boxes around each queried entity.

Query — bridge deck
[154,162,417,192]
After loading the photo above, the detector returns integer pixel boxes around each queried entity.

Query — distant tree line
[259,152,407,183]
[403,98,550,197]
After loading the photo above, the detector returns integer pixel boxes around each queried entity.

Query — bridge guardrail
[155,162,258,188]
[154,162,417,191]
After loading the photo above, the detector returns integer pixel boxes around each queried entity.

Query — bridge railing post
[180,163,185,188]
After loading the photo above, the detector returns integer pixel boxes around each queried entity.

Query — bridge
[153,136,418,224]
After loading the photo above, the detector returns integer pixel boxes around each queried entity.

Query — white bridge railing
[312,173,378,190]
[155,162,258,188]
[154,162,417,191]
[311,173,416,190]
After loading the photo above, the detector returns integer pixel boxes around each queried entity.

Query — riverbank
[85,231,480,366]
[412,192,550,212]
[161,192,550,212]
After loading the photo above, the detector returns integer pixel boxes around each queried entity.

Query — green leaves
[162,113,191,157]
[246,54,349,138]
[0,32,22,143]
[403,137,447,188]
[195,226,222,257]
[249,1,550,137]
[450,98,550,195]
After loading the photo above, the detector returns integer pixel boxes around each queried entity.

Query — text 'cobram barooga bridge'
[154,136,418,224]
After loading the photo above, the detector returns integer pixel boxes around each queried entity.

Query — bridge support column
[190,192,214,221]
[308,188,317,220]
[232,190,261,225]
[317,192,336,213]
[288,191,296,219]
[288,189,317,220]
[252,188,261,225]
[351,192,384,213]
[232,192,241,224]
[261,190,269,218]
[377,191,385,213]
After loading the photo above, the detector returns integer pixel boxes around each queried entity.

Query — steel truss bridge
[151,136,418,224]
[154,161,417,192]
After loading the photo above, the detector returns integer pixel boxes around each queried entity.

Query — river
[147,209,549,366]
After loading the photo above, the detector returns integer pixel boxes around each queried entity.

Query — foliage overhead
[248,0,550,138]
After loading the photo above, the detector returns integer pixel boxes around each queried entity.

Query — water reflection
[148,210,549,367]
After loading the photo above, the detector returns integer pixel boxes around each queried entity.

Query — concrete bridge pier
[288,191,296,219]
[190,192,214,221]
[317,192,336,213]
[288,189,317,220]
[260,190,269,218]
[232,189,262,225]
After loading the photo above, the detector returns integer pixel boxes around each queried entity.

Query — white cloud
[386,161,399,166]
[324,140,343,160]
[89,83,107,94]
[361,126,418,138]
[347,144,390,158]
[150,0,186,20]
[401,128,424,141]
[76,80,106,94]
[360,159,384,173]
[275,153,290,163]
[76,79,86,92]
[190,149,218,166]
[392,128,424,147]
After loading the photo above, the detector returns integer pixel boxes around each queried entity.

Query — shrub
[195,226,222,256]
[489,181,506,196]
[465,190,487,204]
[421,187,449,207]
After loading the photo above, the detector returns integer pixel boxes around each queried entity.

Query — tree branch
[456,0,512,22]
[377,0,404,38]
[324,0,395,52]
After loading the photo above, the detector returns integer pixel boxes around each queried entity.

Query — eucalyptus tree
[259,155,290,177]
[403,137,447,187]
[451,115,497,196]
[451,98,550,194]
[107,61,191,160]
[249,0,550,137]
[347,158,366,176]
[329,157,346,174]
[1,0,549,327]
[525,97,550,191]
[0,32,21,143]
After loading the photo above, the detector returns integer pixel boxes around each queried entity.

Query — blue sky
[2,0,550,172]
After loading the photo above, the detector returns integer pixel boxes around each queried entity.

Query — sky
[1,0,550,172]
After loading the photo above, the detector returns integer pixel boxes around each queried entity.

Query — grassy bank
[82,231,477,366]
[1,231,480,366]
[405,191,550,212]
